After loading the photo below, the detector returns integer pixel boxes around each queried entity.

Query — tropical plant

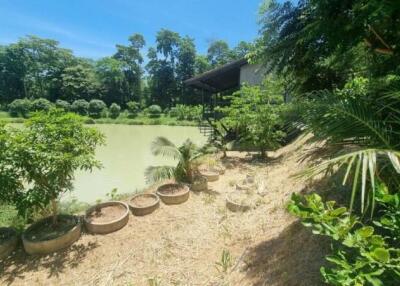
[298,76,400,215]
[145,137,202,183]
[11,109,105,224]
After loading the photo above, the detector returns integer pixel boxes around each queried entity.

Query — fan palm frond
[301,148,400,214]
[150,137,181,160]
[144,165,175,184]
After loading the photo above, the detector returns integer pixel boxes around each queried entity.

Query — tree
[11,109,105,223]
[207,40,230,67]
[55,99,71,111]
[31,98,53,112]
[113,33,145,102]
[145,137,202,183]
[176,37,196,103]
[220,79,285,158]
[126,101,140,118]
[60,64,99,102]
[194,55,211,75]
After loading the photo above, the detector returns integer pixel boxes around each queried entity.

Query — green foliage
[10,109,105,223]
[174,104,202,121]
[126,101,140,118]
[8,98,32,117]
[88,99,107,118]
[145,137,203,183]
[288,191,400,286]
[109,103,121,119]
[215,249,233,273]
[219,79,285,157]
[71,99,89,116]
[31,98,53,112]
[147,104,162,118]
[55,99,71,111]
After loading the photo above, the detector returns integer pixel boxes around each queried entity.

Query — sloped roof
[184,58,248,92]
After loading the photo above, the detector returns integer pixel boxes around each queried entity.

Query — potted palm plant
[145,137,204,204]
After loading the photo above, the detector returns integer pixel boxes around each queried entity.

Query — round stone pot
[129,193,160,216]
[0,227,18,259]
[190,176,208,192]
[226,195,251,212]
[156,183,190,205]
[84,201,129,234]
[22,215,81,255]
[200,170,219,182]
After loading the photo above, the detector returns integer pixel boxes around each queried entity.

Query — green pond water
[63,124,206,203]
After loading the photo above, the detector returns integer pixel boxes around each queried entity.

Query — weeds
[215,249,233,273]
[147,276,161,286]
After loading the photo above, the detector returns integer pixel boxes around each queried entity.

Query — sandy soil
[0,135,330,286]
[86,205,127,224]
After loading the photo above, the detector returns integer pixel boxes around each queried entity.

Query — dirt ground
[0,135,331,286]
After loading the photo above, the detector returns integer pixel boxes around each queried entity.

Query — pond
[63,124,206,203]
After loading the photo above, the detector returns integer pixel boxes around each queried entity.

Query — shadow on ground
[0,240,98,285]
[238,221,330,286]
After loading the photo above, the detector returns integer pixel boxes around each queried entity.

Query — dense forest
[0,31,251,109]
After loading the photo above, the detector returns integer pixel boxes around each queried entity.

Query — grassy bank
[0,111,198,127]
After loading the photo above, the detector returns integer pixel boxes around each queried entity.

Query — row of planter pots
[0,169,223,259]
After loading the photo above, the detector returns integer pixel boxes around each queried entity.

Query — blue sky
[0,0,262,59]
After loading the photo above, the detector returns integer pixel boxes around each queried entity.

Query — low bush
[31,98,53,112]
[173,104,202,121]
[55,100,71,111]
[126,101,140,118]
[8,98,32,117]
[109,103,121,119]
[88,99,107,118]
[71,99,89,116]
[147,104,162,118]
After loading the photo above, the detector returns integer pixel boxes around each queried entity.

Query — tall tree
[176,36,196,104]
[207,40,230,67]
[113,33,145,102]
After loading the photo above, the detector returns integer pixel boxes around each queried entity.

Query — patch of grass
[215,249,233,273]
[147,276,162,286]
[202,193,216,205]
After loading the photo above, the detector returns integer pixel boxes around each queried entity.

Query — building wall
[239,63,265,86]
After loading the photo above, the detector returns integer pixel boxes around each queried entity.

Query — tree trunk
[51,198,58,226]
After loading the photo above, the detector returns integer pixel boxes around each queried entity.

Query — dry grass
[0,134,331,286]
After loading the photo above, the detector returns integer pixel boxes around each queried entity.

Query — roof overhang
[184,58,248,92]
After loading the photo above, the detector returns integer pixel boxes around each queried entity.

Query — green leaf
[356,226,374,238]
[371,248,390,263]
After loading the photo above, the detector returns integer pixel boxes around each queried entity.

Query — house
[184,58,266,139]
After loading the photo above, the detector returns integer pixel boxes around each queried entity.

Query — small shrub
[31,98,53,112]
[88,99,106,118]
[8,99,32,117]
[55,100,71,111]
[147,105,162,118]
[109,103,121,119]
[169,107,179,117]
[71,99,89,116]
[126,101,140,118]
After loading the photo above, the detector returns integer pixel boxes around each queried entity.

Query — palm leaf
[150,137,181,160]
[144,165,175,184]
[300,149,400,214]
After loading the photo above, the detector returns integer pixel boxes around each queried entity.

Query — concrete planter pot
[190,176,208,192]
[199,170,219,182]
[156,183,190,205]
[129,193,160,216]
[22,215,81,255]
[226,194,251,212]
[0,227,18,259]
[84,201,129,234]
